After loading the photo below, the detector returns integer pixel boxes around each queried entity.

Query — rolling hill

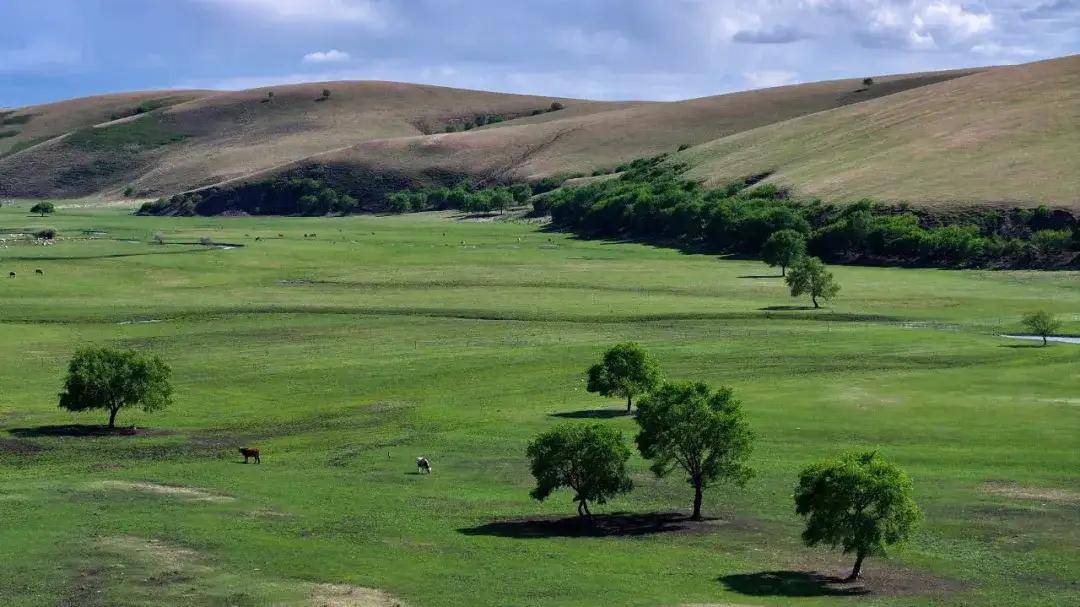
[0,56,1075,211]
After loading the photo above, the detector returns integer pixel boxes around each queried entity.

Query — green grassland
[0,204,1077,606]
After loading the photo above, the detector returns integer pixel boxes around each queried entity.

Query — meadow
[0,204,1077,606]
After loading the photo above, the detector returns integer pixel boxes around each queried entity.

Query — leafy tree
[785,256,840,308]
[1022,310,1061,346]
[526,422,633,517]
[321,88,331,99]
[761,229,806,276]
[549,101,565,111]
[586,342,663,412]
[387,191,413,213]
[58,347,173,429]
[30,201,55,217]
[862,77,874,86]
[795,451,921,581]
[489,189,514,213]
[635,381,754,519]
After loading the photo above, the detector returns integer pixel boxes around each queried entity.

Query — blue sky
[2,0,1077,107]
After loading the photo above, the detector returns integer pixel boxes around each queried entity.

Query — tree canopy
[761,229,807,276]
[786,256,840,308]
[58,347,173,429]
[1022,310,1061,346]
[30,201,55,217]
[794,451,921,581]
[526,422,633,517]
[635,381,754,519]
[586,342,663,411]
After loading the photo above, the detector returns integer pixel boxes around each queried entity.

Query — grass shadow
[759,305,817,311]
[719,571,869,597]
[7,424,166,438]
[998,343,1044,349]
[738,274,783,279]
[459,511,712,538]
[550,409,630,419]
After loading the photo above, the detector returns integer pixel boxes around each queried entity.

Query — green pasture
[0,204,1077,606]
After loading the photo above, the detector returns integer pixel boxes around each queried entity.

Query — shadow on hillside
[550,409,630,419]
[759,305,817,311]
[459,511,714,538]
[1,249,210,262]
[738,274,783,279]
[998,343,1043,349]
[8,424,165,438]
[719,571,869,597]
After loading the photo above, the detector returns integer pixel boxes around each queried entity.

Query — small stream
[1001,334,1080,345]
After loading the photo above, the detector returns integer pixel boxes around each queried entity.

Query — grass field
[0,203,1077,606]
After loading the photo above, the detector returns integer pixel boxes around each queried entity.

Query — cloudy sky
[1,0,1077,107]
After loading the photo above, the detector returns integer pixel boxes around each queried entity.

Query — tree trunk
[577,499,591,518]
[781,265,786,277]
[691,480,704,520]
[626,395,633,412]
[107,407,119,429]
[812,294,819,308]
[845,552,866,582]
[1042,335,1048,346]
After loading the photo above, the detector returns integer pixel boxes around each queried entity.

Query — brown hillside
[0,68,977,200]
[193,68,981,196]
[680,54,1080,210]
[0,90,213,159]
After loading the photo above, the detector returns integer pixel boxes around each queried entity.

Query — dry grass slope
[0,68,982,202]
[680,55,1080,210]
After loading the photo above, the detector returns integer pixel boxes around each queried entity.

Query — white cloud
[198,0,386,26]
[302,49,350,63]
[743,70,799,89]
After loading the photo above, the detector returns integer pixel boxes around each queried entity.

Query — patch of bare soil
[982,482,1080,504]
[0,437,46,455]
[91,480,235,502]
[310,583,405,607]
[459,511,744,538]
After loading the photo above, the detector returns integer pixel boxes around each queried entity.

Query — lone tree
[1022,310,1061,346]
[795,451,921,582]
[30,201,55,217]
[58,347,173,429]
[586,342,663,412]
[761,229,807,276]
[862,77,874,86]
[786,256,840,308]
[321,88,332,100]
[635,381,754,520]
[526,422,633,517]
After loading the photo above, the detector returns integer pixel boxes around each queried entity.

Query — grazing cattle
[239,447,261,464]
[35,269,43,275]
[416,457,431,474]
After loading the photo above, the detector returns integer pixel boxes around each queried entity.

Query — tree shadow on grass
[759,305,818,311]
[998,343,1044,349]
[459,511,713,538]
[738,274,783,279]
[7,424,166,438]
[719,571,869,597]
[550,409,630,419]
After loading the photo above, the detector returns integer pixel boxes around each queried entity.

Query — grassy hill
[0,68,981,202]
[679,55,1080,210]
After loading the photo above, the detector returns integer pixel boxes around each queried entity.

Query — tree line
[536,155,1079,269]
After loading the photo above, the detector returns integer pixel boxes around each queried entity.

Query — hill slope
[0,69,977,201]
[680,55,1080,209]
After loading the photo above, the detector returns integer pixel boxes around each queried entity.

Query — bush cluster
[538,155,1078,268]
[385,183,533,214]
